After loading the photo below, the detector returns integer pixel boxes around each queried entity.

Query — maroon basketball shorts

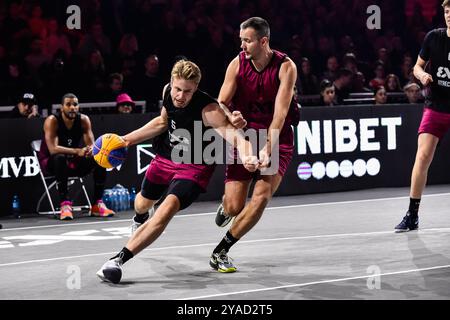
[144,154,215,191]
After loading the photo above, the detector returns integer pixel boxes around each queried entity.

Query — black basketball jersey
[38,113,84,163]
[153,85,217,164]
[420,28,450,113]
[55,113,83,148]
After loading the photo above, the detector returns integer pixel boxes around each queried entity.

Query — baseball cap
[19,93,37,105]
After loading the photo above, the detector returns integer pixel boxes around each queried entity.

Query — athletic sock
[409,198,421,216]
[213,231,239,254]
[134,211,149,224]
[111,247,134,264]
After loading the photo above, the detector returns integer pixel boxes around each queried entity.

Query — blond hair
[443,0,450,8]
[171,60,202,84]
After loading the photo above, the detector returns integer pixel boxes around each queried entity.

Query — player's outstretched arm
[202,103,258,172]
[122,107,168,147]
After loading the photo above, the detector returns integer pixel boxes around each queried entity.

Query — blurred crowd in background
[0,0,443,117]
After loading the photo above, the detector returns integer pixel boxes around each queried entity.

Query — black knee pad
[166,179,202,210]
[140,177,168,201]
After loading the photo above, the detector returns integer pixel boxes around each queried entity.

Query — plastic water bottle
[102,189,112,209]
[111,189,118,212]
[118,189,124,212]
[125,188,130,210]
[130,187,137,208]
[12,195,21,219]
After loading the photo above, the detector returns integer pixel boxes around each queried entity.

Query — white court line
[1,227,450,267]
[2,192,450,232]
[179,264,450,300]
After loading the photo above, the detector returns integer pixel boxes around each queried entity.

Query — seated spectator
[83,50,107,100]
[318,79,336,106]
[298,57,319,95]
[352,72,371,93]
[369,61,386,90]
[399,54,414,85]
[333,68,353,104]
[385,74,402,92]
[37,93,115,220]
[403,82,423,104]
[114,33,140,79]
[128,54,163,112]
[102,73,123,101]
[28,5,46,38]
[78,22,112,59]
[342,53,358,74]
[9,93,40,118]
[116,93,135,114]
[43,18,72,60]
[373,86,387,105]
[321,55,339,82]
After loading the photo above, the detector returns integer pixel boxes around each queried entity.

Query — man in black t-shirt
[395,0,450,232]
[8,93,40,119]
[96,59,258,284]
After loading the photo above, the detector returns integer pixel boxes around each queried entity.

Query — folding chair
[31,140,92,216]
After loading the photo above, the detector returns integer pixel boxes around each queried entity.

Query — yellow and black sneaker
[215,203,233,227]
[210,249,237,273]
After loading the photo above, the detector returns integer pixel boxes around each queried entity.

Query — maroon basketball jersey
[231,50,299,131]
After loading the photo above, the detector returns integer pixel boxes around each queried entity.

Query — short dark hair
[240,17,270,40]
[62,93,77,104]
[109,73,123,84]
[320,79,334,93]
[337,68,353,79]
